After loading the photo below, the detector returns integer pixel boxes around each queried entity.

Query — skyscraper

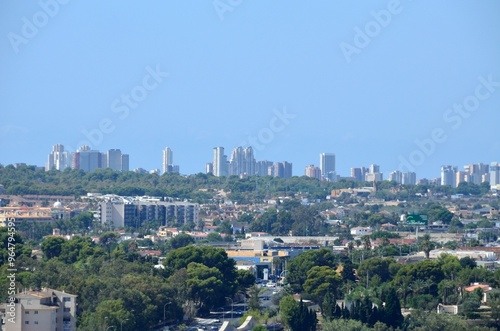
[121,153,129,172]
[228,146,256,176]
[73,145,104,172]
[463,163,489,185]
[369,164,380,174]
[305,165,321,180]
[365,164,382,182]
[243,147,255,176]
[490,162,500,186]
[162,147,174,174]
[402,172,416,185]
[229,146,244,176]
[106,149,129,172]
[388,170,402,183]
[270,161,292,178]
[351,167,367,182]
[441,165,457,187]
[282,161,292,179]
[256,160,273,176]
[108,149,121,171]
[46,144,72,171]
[320,153,335,181]
[213,147,227,177]
[271,162,284,178]
[388,171,416,185]
[205,163,213,175]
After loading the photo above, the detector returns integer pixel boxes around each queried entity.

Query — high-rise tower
[213,147,227,177]
[46,144,72,171]
[320,153,336,181]
[162,147,174,174]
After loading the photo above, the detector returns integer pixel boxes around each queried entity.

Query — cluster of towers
[207,146,292,178]
[46,144,129,172]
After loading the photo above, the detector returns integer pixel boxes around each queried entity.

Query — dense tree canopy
[279,296,317,331]
[170,233,195,249]
[286,248,339,292]
[163,245,238,303]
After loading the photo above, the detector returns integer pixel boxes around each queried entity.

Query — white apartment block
[0,288,77,331]
[97,197,199,229]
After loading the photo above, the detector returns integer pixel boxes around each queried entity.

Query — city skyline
[1,2,499,180]
[37,143,500,185]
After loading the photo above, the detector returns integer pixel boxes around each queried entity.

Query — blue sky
[1,1,499,179]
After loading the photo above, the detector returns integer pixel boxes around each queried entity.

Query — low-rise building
[0,288,77,331]
[350,227,372,236]
[0,206,69,227]
[465,283,493,303]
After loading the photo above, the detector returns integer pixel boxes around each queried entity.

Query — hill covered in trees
[0,165,491,203]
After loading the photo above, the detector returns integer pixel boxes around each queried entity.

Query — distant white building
[46,144,72,171]
[350,227,372,236]
[320,153,336,181]
[441,165,457,187]
[491,162,500,186]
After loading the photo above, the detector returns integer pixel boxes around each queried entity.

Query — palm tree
[438,279,456,305]
[419,233,435,259]
[362,236,371,251]
[397,276,411,309]
[347,242,355,260]
[411,279,426,296]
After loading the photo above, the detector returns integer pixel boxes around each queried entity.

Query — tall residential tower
[320,153,336,181]
[162,147,179,174]
[213,147,228,177]
[46,144,72,171]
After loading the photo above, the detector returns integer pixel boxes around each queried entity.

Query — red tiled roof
[465,284,491,292]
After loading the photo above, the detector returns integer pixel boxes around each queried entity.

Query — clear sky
[1,1,499,179]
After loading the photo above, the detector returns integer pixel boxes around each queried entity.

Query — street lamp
[105,326,116,331]
[120,318,128,331]
[220,307,225,322]
[225,297,233,321]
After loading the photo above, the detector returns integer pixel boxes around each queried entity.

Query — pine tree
[381,288,403,328]
[360,296,373,325]
[322,291,336,319]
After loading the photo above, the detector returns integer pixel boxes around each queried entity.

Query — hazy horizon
[1,1,499,179]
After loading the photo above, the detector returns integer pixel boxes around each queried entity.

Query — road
[189,285,283,331]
